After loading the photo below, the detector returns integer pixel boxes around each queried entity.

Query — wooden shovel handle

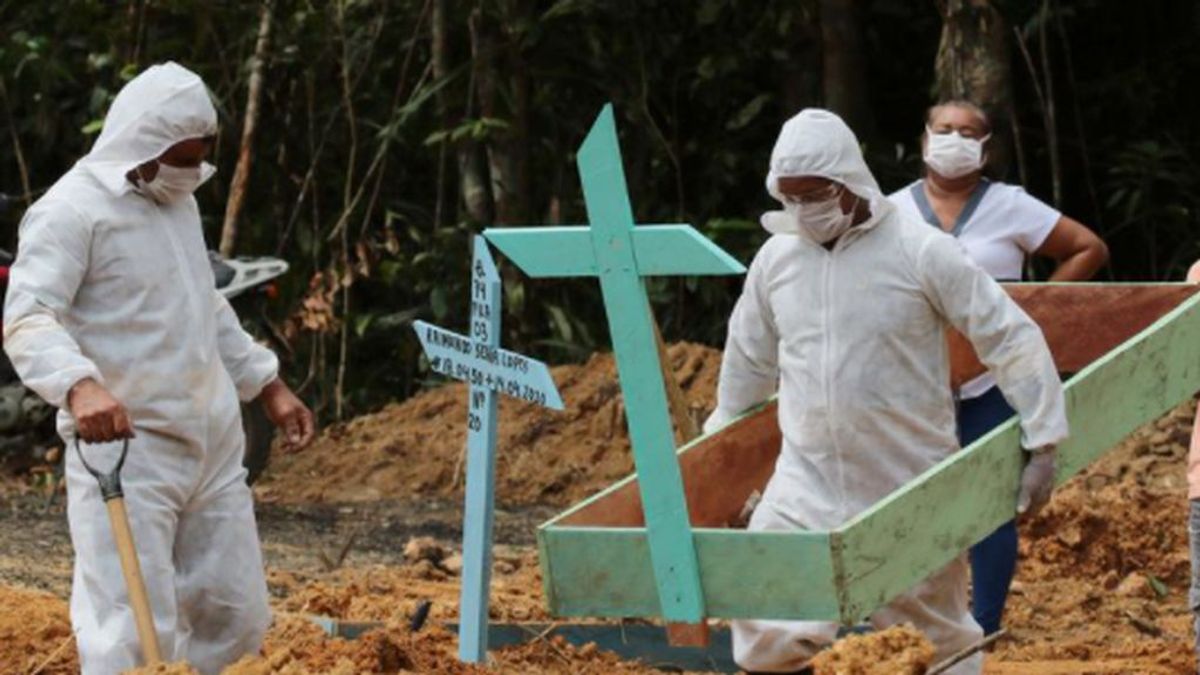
[106,498,163,664]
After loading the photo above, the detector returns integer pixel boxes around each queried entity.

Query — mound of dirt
[122,618,656,675]
[1020,401,1194,587]
[992,399,1198,673]
[222,616,656,675]
[9,352,1200,672]
[0,584,78,674]
[14,545,656,675]
[811,624,936,675]
[239,544,655,674]
[267,544,550,624]
[257,342,721,507]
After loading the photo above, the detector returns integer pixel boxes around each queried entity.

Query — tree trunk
[779,19,822,115]
[474,3,532,225]
[1037,0,1061,206]
[934,0,1014,178]
[819,0,875,141]
[474,11,504,218]
[499,43,531,224]
[126,0,147,70]
[460,7,494,224]
[219,0,273,256]
[431,0,455,228]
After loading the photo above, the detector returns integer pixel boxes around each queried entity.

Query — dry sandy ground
[2,344,1196,673]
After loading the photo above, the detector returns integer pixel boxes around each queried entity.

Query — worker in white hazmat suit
[3,62,315,674]
[704,109,1067,674]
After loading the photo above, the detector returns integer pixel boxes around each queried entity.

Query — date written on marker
[414,321,564,410]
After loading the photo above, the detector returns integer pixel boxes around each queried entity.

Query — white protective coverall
[705,109,1068,674]
[3,63,278,674]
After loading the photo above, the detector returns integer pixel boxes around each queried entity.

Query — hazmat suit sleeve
[705,247,780,434]
[3,202,104,408]
[917,234,1068,449]
[213,290,279,401]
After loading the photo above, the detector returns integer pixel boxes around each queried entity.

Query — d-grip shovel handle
[74,437,163,665]
[74,438,129,501]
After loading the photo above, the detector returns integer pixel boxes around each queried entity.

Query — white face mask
[786,194,857,244]
[923,126,989,179]
[138,161,216,204]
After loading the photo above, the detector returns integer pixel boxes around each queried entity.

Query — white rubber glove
[1017,447,1057,516]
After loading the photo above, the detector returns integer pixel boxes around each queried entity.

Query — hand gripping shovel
[75,438,163,665]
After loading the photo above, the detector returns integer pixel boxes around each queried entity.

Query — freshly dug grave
[20,545,664,675]
[257,343,722,507]
[123,617,656,675]
[267,540,551,624]
[218,616,657,675]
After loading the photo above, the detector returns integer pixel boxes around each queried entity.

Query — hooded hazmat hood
[80,61,217,194]
[760,108,892,235]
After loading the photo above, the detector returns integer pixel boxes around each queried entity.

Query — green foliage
[424,117,509,146]
[0,0,1196,420]
[1104,138,1200,278]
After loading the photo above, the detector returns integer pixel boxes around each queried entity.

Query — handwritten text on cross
[412,236,563,663]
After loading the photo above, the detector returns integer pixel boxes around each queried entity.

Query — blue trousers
[958,386,1018,636]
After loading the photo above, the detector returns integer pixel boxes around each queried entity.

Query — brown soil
[256,342,722,507]
[267,543,551,624]
[0,585,78,674]
[15,545,662,675]
[219,616,656,675]
[986,400,1198,673]
[232,541,660,674]
[810,624,936,674]
[5,346,1200,673]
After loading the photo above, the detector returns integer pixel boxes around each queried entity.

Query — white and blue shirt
[889,179,1061,398]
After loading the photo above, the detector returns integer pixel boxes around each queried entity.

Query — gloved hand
[1017,447,1056,516]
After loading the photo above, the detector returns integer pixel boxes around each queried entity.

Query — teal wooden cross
[484,105,745,625]
[413,235,563,663]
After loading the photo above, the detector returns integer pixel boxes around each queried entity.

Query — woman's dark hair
[925,100,992,134]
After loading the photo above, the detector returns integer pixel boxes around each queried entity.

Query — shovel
[75,438,163,665]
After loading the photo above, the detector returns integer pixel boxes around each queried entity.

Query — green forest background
[0,0,1196,422]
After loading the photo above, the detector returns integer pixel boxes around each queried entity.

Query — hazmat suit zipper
[821,239,848,518]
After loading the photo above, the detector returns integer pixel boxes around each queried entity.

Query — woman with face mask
[887,100,1108,638]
